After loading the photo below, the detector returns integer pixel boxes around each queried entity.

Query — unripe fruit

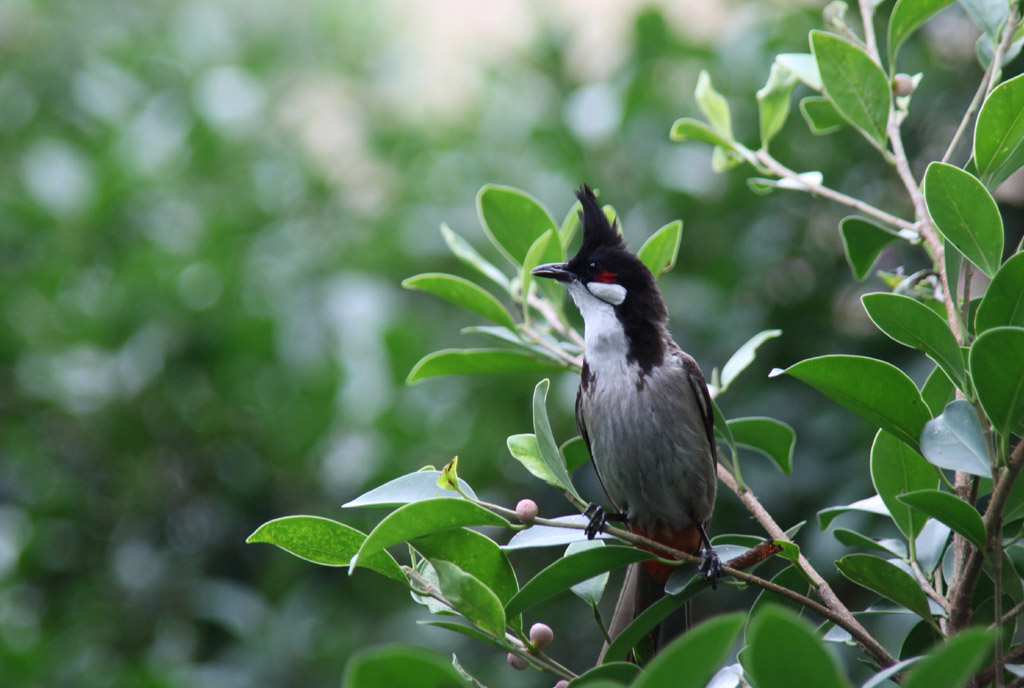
[516,499,539,525]
[555,682,570,688]
[893,73,915,97]
[529,622,554,648]
[507,652,528,670]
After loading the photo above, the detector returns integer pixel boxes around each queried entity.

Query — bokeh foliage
[1,0,1021,686]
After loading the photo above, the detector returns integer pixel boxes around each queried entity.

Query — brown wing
[682,354,717,467]
[575,362,621,511]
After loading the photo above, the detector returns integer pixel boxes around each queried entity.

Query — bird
[531,184,720,655]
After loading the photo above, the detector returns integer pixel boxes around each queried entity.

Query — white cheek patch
[586,282,627,306]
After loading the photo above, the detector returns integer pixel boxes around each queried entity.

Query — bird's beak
[530,262,574,282]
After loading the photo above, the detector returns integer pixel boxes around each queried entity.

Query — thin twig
[752,151,916,231]
[857,0,880,65]
[911,560,951,614]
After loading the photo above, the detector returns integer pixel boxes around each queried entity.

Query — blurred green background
[2,0,1019,686]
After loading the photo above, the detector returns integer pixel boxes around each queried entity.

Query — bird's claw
[699,547,722,590]
[583,503,625,539]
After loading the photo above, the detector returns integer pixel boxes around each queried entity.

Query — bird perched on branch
[531,184,720,655]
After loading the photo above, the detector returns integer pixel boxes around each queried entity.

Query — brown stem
[977,643,1024,687]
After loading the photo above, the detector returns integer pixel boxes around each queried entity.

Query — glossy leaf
[507,433,561,487]
[532,378,582,500]
[721,329,782,392]
[871,430,936,540]
[777,355,931,452]
[923,162,1003,278]
[407,348,564,383]
[342,644,467,688]
[403,273,516,330]
[900,627,996,688]
[810,31,891,146]
[561,436,591,474]
[632,613,745,688]
[975,73,1024,189]
[420,620,503,649]
[799,96,845,135]
[897,489,986,549]
[832,528,907,558]
[976,251,1024,332]
[777,53,823,90]
[566,539,609,604]
[745,605,850,688]
[559,199,582,251]
[352,498,509,571]
[477,184,557,267]
[921,365,955,417]
[503,515,611,550]
[431,559,506,637]
[439,223,510,292]
[637,220,683,278]
[757,61,799,148]
[728,417,795,474]
[835,554,933,622]
[343,469,477,508]
[920,399,992,478]
[839,216,898,280]
[504,545,655,617]
[960,0,1009,40]
[887,0,955,65]
[818,494,890,530]
[568,663,640,687]
[862,292,966,388]
[522,229,564,312]
[247,516,405,582]
[411,528,519,605]
[970,326,1024,435]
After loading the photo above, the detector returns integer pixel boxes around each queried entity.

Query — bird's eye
[588,261,598,270]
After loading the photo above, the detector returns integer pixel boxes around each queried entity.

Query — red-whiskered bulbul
[531,184,720,652]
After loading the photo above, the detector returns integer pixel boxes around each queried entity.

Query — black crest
[576,184,625,254]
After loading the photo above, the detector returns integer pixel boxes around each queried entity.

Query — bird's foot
[699,546,722,590]
[583,503,626,539]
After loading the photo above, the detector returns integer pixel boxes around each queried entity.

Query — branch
[977,642,1024,686]
[857,0,880,65]
[717,465,897,667]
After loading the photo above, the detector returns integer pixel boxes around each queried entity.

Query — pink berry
[516,499,538,525]
[529,622,554,648]
[555,682,570,688]
[507,652,528,670]
[893,73,915,97]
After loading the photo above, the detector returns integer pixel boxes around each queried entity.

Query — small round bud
[516,499,539,525]
[554,681,570,688]
[507,652,528,670]
[893,73,915,97]
[529,622,554,648]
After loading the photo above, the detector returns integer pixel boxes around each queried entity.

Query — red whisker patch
[594,270,619,283]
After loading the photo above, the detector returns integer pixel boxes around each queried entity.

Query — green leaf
[810,30,891,146]
[839,216,899,280]
[921,365,956,417]
[669,118,738,150]
[897,489,986,549]
[411,528,519,606]
[871,430,937,540]
[247,516,405,582]
[747,172,823,195]
[888,0,956,66]
[970,326,1024,435]
[559,199,582,252]
[503,514,603,550]
[777,53,823,91]
[568,663,641,688]
[745,605,851,688]
[403,273,516,330]
[832,527,907,558]
[861,292,967,389]
[419,620,504,648]
[561,436,591,474]
[407,348,565,383]
[749,565,811,622]
[975,73,1024,189]
[900,627,996,688]
[637,220,683,278]
[923,162,1004,278]
[532,378,582,500]
[522,229,565,314]
[439,223,510,293]
[728,417,795,474]
[835,553,933,622]
[960,0,1009,40]
[343,470,477,508]
[757,61,799,149]
[920,399,992,478]
[342,644,468,688]
[603,577,707,663]
[800,96,846,135]
[477,184,557,267]
[507,433,562,487]
[711,398,736,459]
[566,539,610,604]
[776,355,931,452]
[632,613,745,688]
[504,545,655,618]
[353,499,509,571]
[721,329,782,392]
[695,70,733,139]
[976,251,1024,332]
[431,559,506,637]
[818,494,890,530]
